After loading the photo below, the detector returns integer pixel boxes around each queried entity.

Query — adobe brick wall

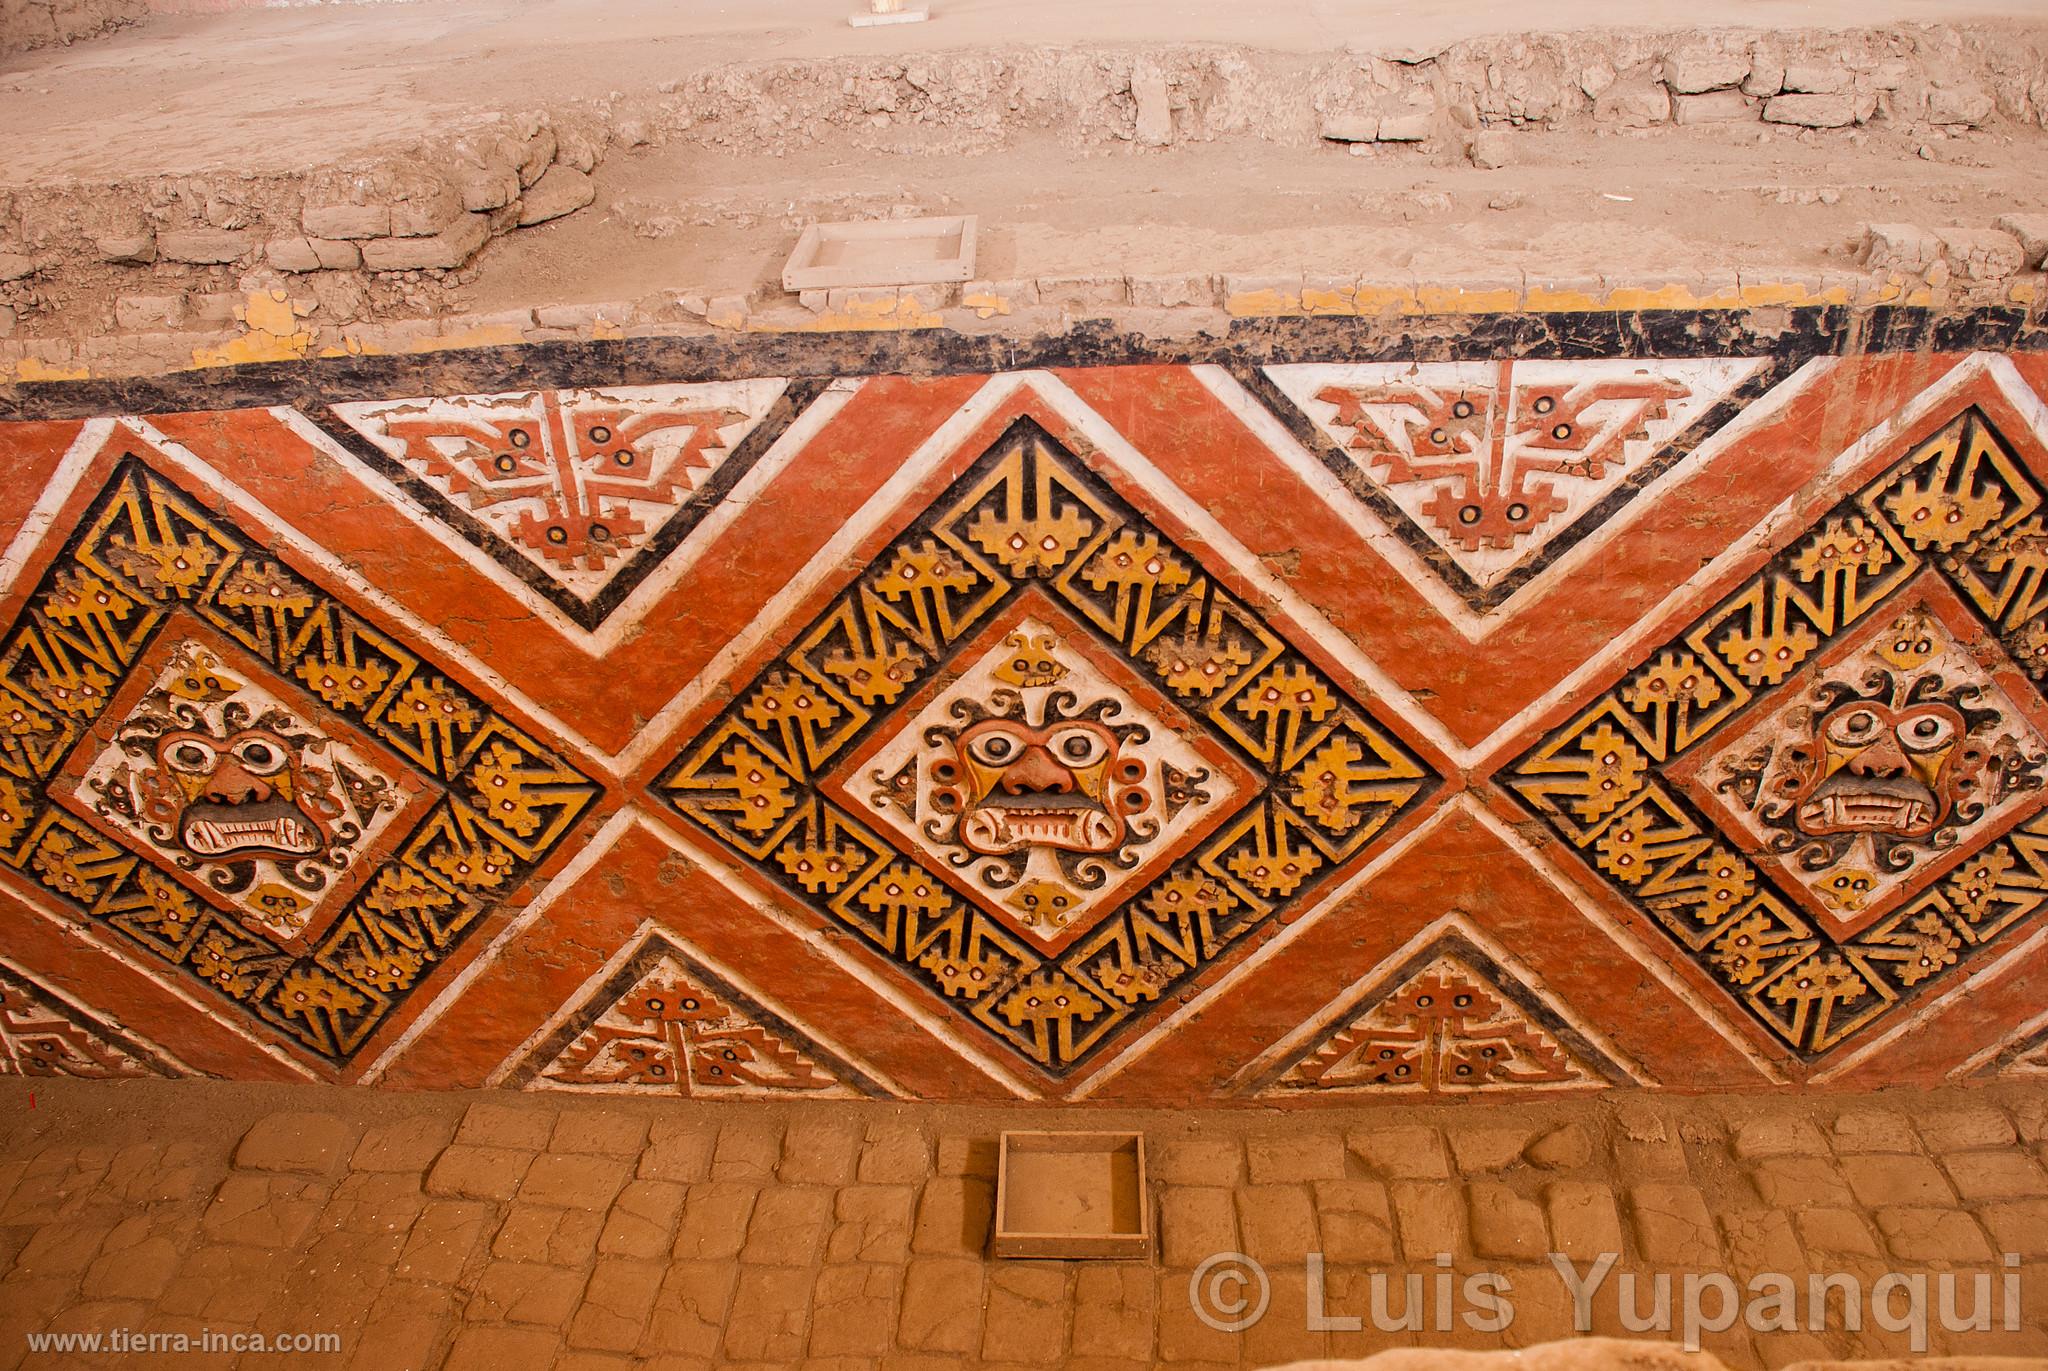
[0,0,145,56]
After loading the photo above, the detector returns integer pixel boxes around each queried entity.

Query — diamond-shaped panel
[54,633,436,947]
[1508,408,2048,1058]
[1672,594,2048,936]
[824,606,1252,953]
[656,417,1439,1077]
[0,457,600,1065]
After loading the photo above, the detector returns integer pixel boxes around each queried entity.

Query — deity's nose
[200,760,272,805]
[1847,734,1907,779]
[998,747,1074,795]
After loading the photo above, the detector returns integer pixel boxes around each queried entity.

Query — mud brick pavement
[2,1079,2047,1370]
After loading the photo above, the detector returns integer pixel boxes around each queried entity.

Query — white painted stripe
[357,806,637,1084]
[2,886,316,1079]
[596,379,862,648]
[0,950,199,1077]
[1190,366,1484,632]
[613,371,1035,774]
[1950,999,2048,1080]
[0,417,114,600]
[1191,359,1816,643]
[1072,791,1787,1100]
[1022,370,1467,768]
[484,922,650,1087]
[1814,918,2048,1085]
[1464,797,1788,1083]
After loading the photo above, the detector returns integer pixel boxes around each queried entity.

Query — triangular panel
[321,379,810,627]
[1260,358,1774,608]
[1975,1019,2048,1079]
[1248,935,1618,1096]
[0,962,178,1078]
[514,931,880,1098]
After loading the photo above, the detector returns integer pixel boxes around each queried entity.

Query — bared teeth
[185,814,310,854]
[1813,794,1928,830]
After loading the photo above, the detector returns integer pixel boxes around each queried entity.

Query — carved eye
[967,729,1025,767]
[1826,709,1883,747]
[1898,713,1956,752]
[233,736,289,775]
[165,739,217,773]
[1049,727,1107,768]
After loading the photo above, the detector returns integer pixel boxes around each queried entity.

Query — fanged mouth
[1797,791,1932,834]
[179,801,324,857]
[962,800,1118,852]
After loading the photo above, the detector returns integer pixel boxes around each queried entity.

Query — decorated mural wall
[2,308,2047,1102]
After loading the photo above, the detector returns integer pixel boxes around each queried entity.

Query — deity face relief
[148,724,329,859]
[1696,609,2048,923]
[1780,694,1977,841]
[854,619,1230,946]
[1711,627,2044,898]
[78,641,403,941]
[935,715,1147,856]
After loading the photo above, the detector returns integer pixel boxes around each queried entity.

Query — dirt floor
[464,121,2036,319]
[4,0,2040,176]
[2,0,2047,356]
[2,1075,2046,1370]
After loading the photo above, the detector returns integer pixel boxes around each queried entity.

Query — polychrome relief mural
[0,457,597,1067]
[1509,408,2048,1057]
[0,311,2044,1099]
[655,420,1436,1076]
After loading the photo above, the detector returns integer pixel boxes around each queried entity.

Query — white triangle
[1266,359,1767,590]
[529,942,865,1098]
[332,379,788,601]
[1249,939,1617,1096]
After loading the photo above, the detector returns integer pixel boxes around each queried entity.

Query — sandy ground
[2,0,2045,347]
[1,0,2043,178]
[463,121,2039,316]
